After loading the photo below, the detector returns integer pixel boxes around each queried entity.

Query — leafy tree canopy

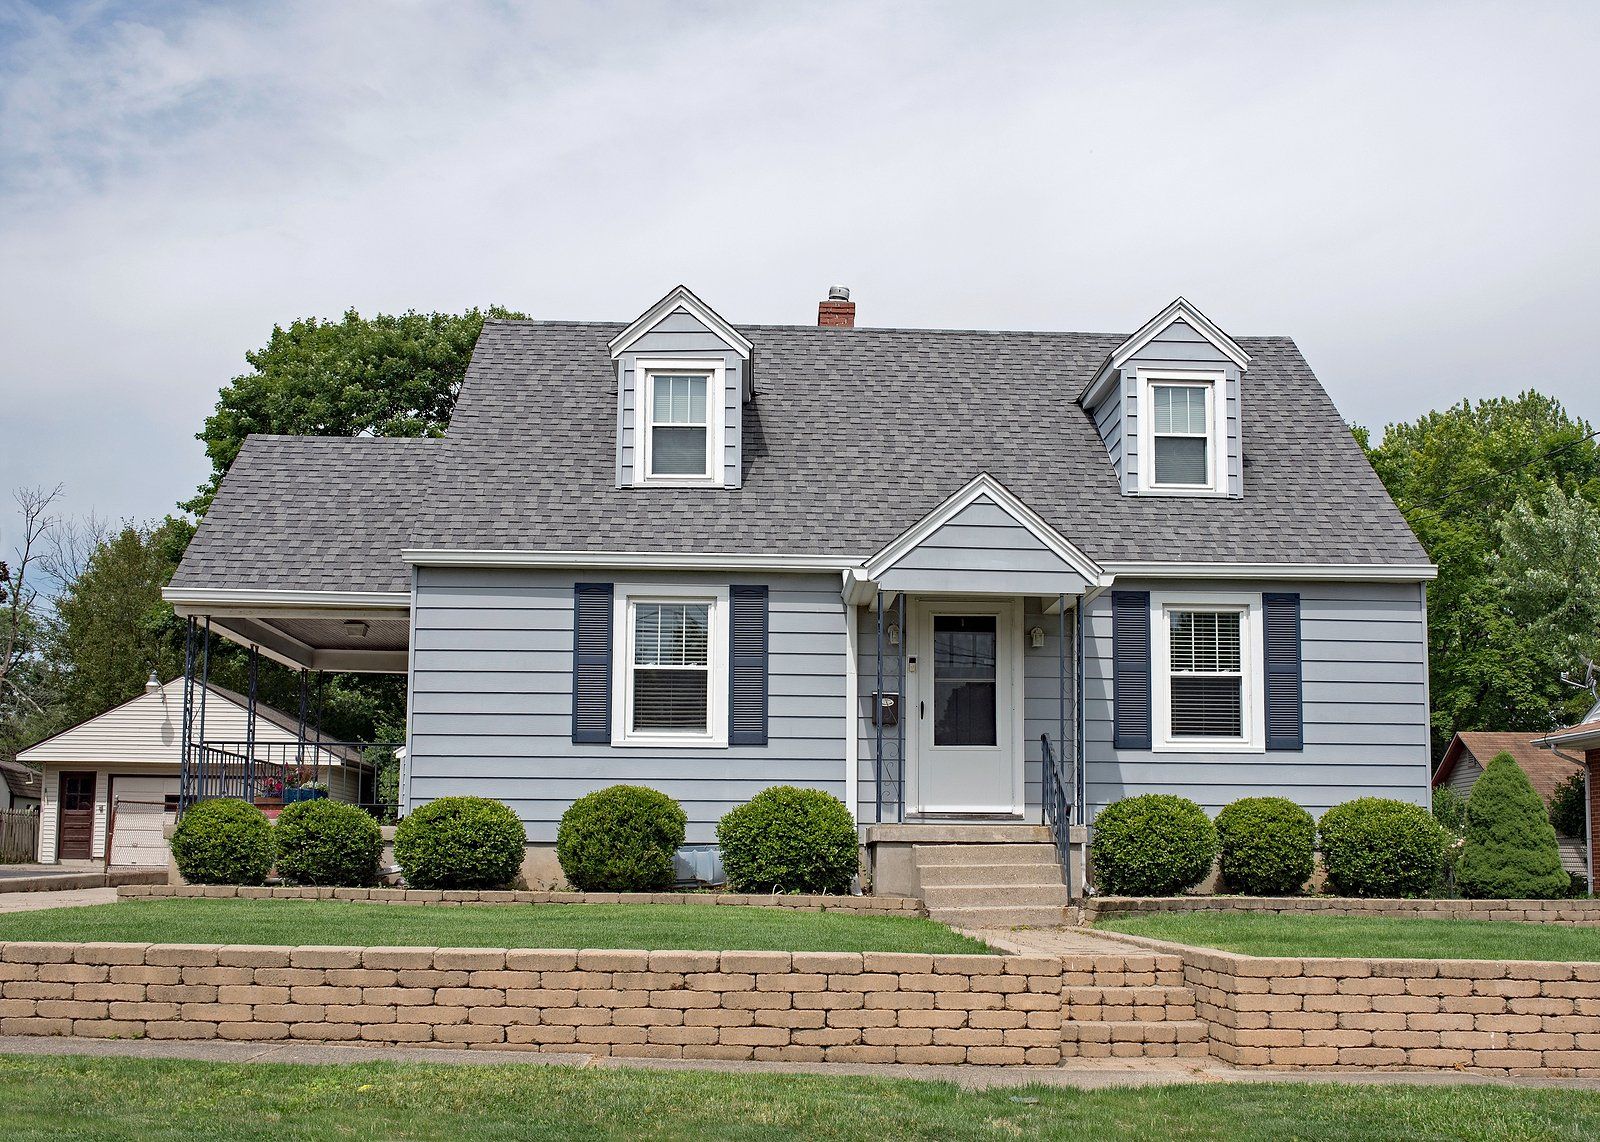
[185,306,523,514]
[1361,392,1600,751]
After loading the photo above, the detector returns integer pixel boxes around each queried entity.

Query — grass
[0,898,992,954]
[0,1055,1596,1140]
[1097,911,1600,961]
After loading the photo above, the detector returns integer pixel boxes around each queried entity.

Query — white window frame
[1136,369,1227,494]
[611,583,729,748]
[1151,590,1265,753]
[635,357,726,487]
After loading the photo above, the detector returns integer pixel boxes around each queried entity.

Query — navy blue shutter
[1112,591,1152,750]
[571,583,613,743]
[729,585,769,746]
[1263,592,1303,751]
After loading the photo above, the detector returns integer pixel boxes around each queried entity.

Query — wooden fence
[0,808,39,863]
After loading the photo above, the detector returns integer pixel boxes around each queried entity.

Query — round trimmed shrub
[273,799,383,887]
[1089,794,1216,897]
[394,797,525,890]
[716,786,858,894]
[171,798,273,886]
[1456,752,1569,900]
[1318,797,1447,898]
[1215,796,1315,896]
[556,785,686,892]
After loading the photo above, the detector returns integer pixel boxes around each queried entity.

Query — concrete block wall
[1086,896,1600,925]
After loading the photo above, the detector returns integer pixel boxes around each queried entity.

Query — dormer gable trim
[863,472,1106,584]
[608,284,753,362]
[1080,296,1250,409]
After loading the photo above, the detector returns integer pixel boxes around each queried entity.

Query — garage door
[109,776,178,867]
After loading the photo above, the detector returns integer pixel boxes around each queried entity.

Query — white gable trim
[607,285,753,360]
[1081,296,1249,407]
[862,473,1106,584]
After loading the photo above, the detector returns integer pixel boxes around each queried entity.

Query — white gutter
[1097,561,1439,583]
[401,549,863,573]
[163,587,411,616]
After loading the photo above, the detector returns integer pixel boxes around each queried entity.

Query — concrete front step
[924,904,1070,928]
[911,843,1059,866]
[916,861,1066,888]
[1061,1020,1211,1059]
[923,884,1071,910]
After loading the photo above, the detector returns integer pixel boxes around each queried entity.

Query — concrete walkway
[1,1036,1596,1092]
[0,886,116,913]
[965,925,1146,956]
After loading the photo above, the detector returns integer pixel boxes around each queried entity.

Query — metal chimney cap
[826,285,851,302]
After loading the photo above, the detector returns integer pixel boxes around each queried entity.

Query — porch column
[180,617,196,809]
[243,645,259,804]
[196,618,211,800]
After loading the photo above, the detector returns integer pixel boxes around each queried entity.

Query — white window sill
[1153,738,1264,754]
[613,734,728,750]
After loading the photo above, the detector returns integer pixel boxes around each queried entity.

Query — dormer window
[1137,369,1226,494]
[636,358,726,486]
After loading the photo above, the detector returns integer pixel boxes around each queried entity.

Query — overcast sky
[2,0,1598,550]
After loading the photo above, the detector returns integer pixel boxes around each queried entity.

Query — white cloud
[1,0,1597,544]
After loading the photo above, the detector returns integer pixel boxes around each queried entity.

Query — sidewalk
[0,886,116,913]
[1,1035,1596,1092]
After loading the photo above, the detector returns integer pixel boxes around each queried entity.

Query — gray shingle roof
[174,319,1427,594]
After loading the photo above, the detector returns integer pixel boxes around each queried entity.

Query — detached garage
[19,674,369,867]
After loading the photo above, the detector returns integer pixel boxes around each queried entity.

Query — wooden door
[57,772,95,860]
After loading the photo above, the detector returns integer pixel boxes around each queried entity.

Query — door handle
[920,701,925,720]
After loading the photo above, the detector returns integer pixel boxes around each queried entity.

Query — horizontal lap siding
[410,568,847,844]
[1082,579,1430,819]
[617,311,743,488]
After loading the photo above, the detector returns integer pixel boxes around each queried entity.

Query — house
[17,673,371,867]
[163,287,1435,910]
[1434,731,1588,877]
[1535,706,1600,890]
[0,758,41,812]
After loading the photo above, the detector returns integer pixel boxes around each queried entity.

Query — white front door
[910,599,1022,815]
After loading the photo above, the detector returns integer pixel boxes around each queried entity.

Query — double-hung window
[1137,370,1224,493]
[636,360,725,485]
[614,586,729,746]
[1152,593,1264,751]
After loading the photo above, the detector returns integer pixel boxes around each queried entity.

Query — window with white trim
[1136,370,1225,493]
[613,586,728,747]
[1152,593,1263,751]
[648,373,710,478]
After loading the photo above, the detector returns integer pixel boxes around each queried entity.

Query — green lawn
[1098,911,1600,961]
[0,1055,1596,1140]
[0,899,991,954]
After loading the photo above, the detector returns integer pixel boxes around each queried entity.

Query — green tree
[49,517,193,723]
[1361,393,1600,751]
[1455,752,1569,899]
[185,306,523,514]
[1490,486,1600,683]
[1547,771,1587,838]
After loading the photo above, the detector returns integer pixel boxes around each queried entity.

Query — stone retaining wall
[120,884,923,915]
[0,943,1062,1065]
[1086,896,1600,925]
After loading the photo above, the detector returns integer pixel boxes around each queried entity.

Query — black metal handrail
[181,740,401,816]
[1041,733,1074,896]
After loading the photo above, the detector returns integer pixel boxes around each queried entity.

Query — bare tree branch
[1,484,64,697]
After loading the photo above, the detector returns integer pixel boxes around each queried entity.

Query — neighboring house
[1535,712,1600,891]
[0,758,42,812]
[18,674,369,867]
[1434,731,1588,877]
[163,287,1436,901]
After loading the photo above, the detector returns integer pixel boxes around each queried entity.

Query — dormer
[1079,298,1250,498]
[610,285,753,489]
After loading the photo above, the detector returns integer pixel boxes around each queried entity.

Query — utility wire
[1400,427,1600,514]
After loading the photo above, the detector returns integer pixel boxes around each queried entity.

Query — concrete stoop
[912,836,1071,928]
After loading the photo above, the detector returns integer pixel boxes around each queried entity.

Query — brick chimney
[818,285,855,328]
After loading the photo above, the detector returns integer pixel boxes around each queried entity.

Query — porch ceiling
[200,613,409,674]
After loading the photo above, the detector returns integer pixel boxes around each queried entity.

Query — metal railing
[182,740,401,818]
[1041,733,1074,895]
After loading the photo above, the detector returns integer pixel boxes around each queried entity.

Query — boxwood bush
[716,786,857,894]
[273,799,383,887]
[1215,796,1315,896]
[170,798,273,886]
[394,796,526,890]
[1456,752,1569,900]
[556,785,686,891]
[1318,797,1447,898]
[1089,794,1216,896]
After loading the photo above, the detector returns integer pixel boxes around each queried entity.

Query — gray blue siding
[409,567,845,843]
[616,307,744,487]
[876,497,1089,596]
[1081,579,1431,818]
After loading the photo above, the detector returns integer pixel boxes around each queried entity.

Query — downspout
[844,603,859,826]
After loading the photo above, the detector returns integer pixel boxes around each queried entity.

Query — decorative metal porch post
[244,646,259,804]
[894,593,906,824]
[180,617,196,809]
[874,592,885,824]
[196,619,211,801]
[295,669,309,773]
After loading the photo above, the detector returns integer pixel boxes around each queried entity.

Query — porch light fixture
[343,620,370,639]
[1029,626,1046,649]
